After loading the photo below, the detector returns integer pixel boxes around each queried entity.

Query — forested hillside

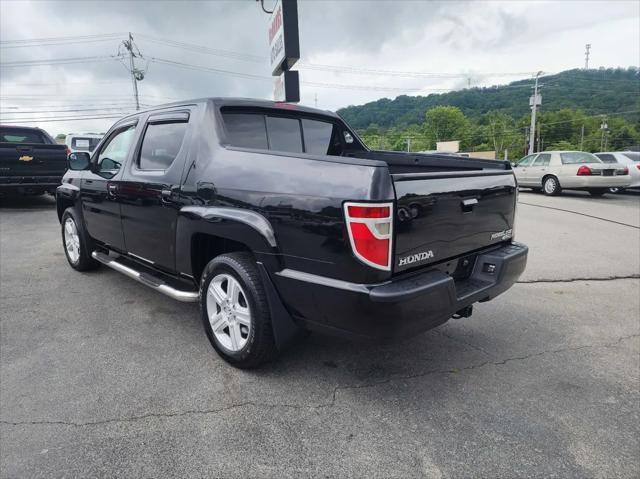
[337,68,639,130]
[336,68,639,158]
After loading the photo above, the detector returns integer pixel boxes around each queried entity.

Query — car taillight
[344,201,393,271]
[636,164,640,171]
[577,165,592,176]
[622,167,629,175]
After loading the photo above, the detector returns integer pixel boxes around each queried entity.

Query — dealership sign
[273,70,300,102]
[268,0,299,76]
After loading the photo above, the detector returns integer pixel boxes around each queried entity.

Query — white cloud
[0,0,637,136]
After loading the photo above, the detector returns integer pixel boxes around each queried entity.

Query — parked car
[64,133,102,155]
[513,150,630,196]
[0,125,68,196]
[594,151,640,193]
[56,98,527,368]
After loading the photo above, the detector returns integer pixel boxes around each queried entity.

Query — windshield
[560,152,601,164]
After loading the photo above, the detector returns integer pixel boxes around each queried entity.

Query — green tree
[423,106,470,149]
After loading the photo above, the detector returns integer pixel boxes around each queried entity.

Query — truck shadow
[0,194,57,210]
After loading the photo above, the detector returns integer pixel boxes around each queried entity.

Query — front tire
[543,176,561,196]
[61,207,100,271]
[200,252,277,369]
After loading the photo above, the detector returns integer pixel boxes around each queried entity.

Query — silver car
[594,151,640,192]
[513,151,630,196]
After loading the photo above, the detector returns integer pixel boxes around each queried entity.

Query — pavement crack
[2,335,637,428]
[517,274,639,284]
[518,201,640,229]
[320,333,640,408]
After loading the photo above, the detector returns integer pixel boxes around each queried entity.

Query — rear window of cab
[220,109,351,156]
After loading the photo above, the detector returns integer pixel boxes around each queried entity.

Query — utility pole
[584,44,591,69]
[600,116,608,150]
[537,121,541,152]
[580,124,585,150]
[121,33,143,111]
[407,137,411,152]
[528,71,542,155]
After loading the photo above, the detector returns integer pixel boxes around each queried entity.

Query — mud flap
[256,261,301,350]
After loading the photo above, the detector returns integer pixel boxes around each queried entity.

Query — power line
[0,32,125,45]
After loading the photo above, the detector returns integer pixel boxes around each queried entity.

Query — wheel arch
[177,206,281,281]
[56,183,81,223]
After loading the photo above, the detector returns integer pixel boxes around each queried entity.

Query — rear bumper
[273,242,528,341]
[0,176,62,194]
[560,176,630,188]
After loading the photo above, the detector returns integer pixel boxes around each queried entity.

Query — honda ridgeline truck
[56,98,528,368]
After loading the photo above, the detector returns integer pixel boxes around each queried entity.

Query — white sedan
[513,151,630,196]
[594,151,640,192]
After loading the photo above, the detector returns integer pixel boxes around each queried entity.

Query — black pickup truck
[0,125,68,196]
[57,98,528,368]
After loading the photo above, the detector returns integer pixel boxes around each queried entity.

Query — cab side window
[96,125,136,176]
[138,122,188,170]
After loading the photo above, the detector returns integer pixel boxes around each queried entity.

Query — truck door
[81,122,138,252]
[118,111,191,272]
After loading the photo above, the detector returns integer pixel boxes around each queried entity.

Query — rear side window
[265,116,303,153]
[222,113,268,149]
[623,152,640,162]
[71,137,101,152]
[138,122,188,170]
[560,152,600,164]
[302,119,335,155]
[0,128,46,144]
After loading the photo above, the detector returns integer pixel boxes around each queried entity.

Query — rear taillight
[622,167,629,175]
[344,202,393,271]
[577,165,592,176]
[636,164,640,171]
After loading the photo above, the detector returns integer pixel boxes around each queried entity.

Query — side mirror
[68,152,91,171]
[511,163,518,167]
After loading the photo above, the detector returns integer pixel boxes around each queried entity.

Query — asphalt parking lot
[1,190,639,478]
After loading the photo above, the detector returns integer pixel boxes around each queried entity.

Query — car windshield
[560,152,601,164]
[623,152,640,162]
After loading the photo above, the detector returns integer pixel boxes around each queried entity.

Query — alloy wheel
[64,217,81,263]
[206,273,252,352]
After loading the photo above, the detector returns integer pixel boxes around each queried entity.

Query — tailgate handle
[461,198,478,212]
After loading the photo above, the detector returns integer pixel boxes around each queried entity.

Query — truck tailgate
[0,143,68,177]
[393,170,517,273]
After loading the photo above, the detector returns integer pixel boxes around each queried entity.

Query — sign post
[267,0,300,102]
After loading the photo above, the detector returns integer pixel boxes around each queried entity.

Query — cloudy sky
[1,0,638,136]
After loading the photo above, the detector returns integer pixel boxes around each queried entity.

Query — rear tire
[61,207,100,271]
[200,252,277,369]
[588,188,607,197]
[542,176,561,196]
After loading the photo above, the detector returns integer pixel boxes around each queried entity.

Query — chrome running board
[91,251,199,303]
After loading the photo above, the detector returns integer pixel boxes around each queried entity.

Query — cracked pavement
[1,190,639,478]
